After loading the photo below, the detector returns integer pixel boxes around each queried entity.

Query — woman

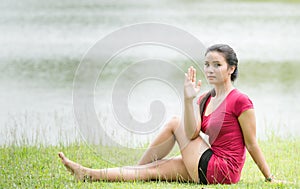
[58,44,280,184]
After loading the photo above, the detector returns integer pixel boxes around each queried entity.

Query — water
[1,0,300,146]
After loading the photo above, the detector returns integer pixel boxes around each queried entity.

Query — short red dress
[199,89,254,184]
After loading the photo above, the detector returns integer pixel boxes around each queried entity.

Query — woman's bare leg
[138,117,177,165]
[58,116,209,183]
[58,152,192,182]
[138,116,209,182]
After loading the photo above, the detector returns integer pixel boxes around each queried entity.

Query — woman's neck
[213,82,234,98]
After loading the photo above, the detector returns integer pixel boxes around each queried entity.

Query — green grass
[1,137,299,188]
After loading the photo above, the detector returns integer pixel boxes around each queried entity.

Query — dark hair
[205,44,238,82]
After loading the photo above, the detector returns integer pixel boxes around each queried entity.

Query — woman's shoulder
[229,89,254,116]
[230,89,251,101]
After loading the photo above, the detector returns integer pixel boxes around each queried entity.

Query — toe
[58,152,65,160]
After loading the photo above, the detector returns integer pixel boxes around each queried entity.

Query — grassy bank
[0,137,299,188]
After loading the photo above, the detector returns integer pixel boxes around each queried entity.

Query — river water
[1,0,300,147]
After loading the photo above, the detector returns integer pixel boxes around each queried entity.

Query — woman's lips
[207,76,216,79]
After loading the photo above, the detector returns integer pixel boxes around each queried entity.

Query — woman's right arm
[183,66,202,140]
[184,99,201,140]
[239,109,286,183]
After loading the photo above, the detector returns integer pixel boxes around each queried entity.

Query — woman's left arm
[238,109,272,181]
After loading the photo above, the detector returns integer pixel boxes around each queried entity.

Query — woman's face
[204,51,235,85]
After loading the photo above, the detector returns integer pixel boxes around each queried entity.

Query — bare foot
[58,152,91,181]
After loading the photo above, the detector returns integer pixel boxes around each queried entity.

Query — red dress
[199,89,253,184]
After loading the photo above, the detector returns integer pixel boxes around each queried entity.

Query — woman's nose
[205,65,213,73]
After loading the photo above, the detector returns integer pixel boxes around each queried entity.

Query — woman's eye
[213,63,221,67]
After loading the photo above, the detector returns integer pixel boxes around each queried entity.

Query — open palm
[184,66,201,100]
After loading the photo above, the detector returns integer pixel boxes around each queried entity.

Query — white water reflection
[1,1,300,61]
[0,0,300,146]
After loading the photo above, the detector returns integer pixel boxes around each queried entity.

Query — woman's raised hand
[184,66,201,101]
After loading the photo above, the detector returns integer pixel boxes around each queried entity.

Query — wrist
[184,97,194,103]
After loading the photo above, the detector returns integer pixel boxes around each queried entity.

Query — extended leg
[58,152,192,182]
[58,116,209,183]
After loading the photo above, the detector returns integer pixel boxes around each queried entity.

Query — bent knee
[170,116,181,124]
[166,116,181,130]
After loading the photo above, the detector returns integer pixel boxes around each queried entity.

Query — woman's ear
[229,65,236,74]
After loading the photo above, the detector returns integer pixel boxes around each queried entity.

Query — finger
[190,67,194,82]
[197,80,202,87]
[184,73,189,82]
[195,80,202,91]
[188,67,192,81]
[191,66,194,81]
[193,68,196,82]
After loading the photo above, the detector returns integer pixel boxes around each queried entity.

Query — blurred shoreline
[1,0,300,145]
